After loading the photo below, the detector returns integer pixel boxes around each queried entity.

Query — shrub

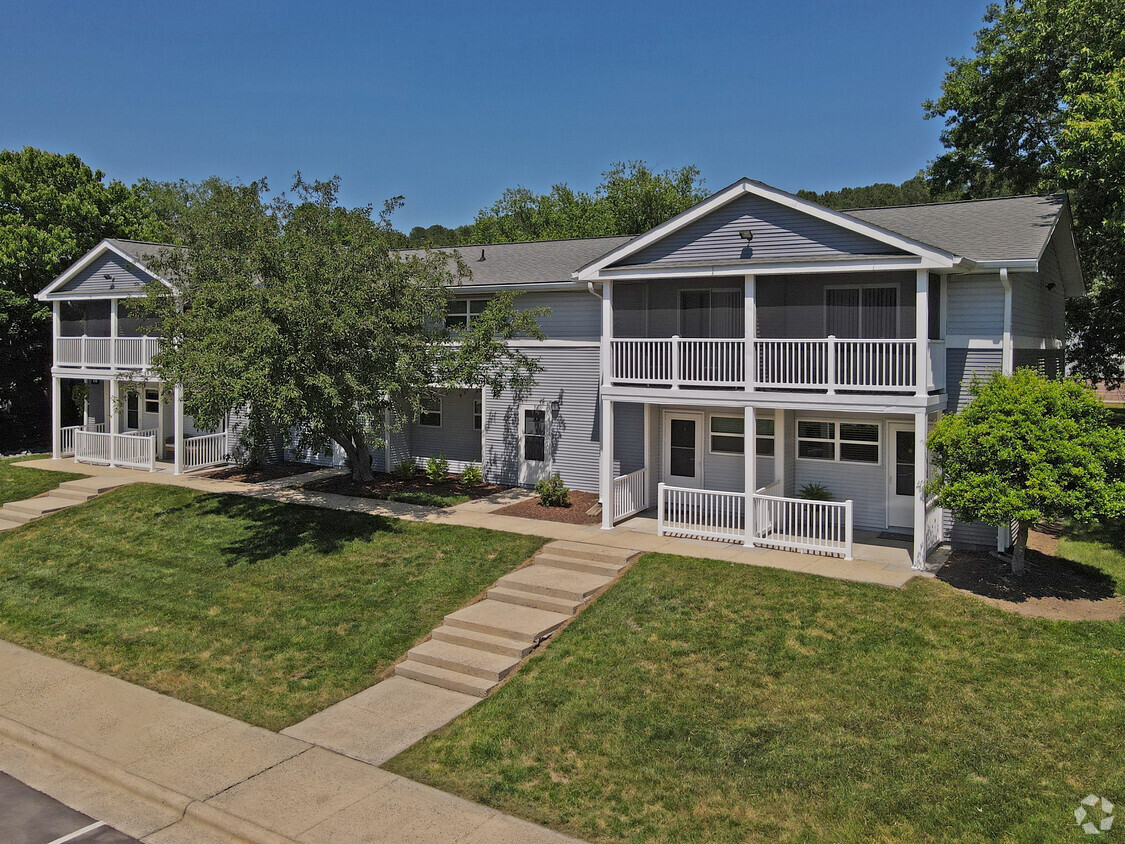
[798,483,834,501]
[392,458,417,480]
[426,455,450,483]
[460,463,483,486]
[535,473,570,507]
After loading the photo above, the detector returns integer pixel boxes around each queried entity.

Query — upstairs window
[446,299,488,329]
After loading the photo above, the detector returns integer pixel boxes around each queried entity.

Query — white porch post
[915,269,929,396]
[51,302,60,370]
[643,402,652,508]
[173,382,184,475]
[109,298,119,369]
[912,409,927,569]
[50,376,61,459]
[600,282,613,386]
[600,397,614,530]
[743,404,757,547]
[744,274,756,392]
[774,408,786,494]
[109,377,120,435]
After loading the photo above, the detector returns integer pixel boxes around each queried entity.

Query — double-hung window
[708,415,776,456]
[797,420,879,464]
[419,397,442,427]
[473,400,483,431]
[144,388,160,414]
[446,299,488,329]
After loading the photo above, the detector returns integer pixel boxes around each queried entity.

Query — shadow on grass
[165,492,405,565]
[937,546,1118,602]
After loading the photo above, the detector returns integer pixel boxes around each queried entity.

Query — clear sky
[1,1,988,232]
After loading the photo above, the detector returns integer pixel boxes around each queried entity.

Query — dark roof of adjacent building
[106,238,183,264]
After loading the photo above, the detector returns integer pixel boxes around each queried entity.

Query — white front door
[518,404,550,485]
[886,422,915,530]
[663,412,704,489]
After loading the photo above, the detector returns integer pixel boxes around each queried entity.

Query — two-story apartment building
[37,178,1083,569]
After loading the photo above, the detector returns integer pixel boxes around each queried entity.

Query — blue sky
[2,1,987,232]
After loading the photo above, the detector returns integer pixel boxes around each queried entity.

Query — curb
[0,713,296,843]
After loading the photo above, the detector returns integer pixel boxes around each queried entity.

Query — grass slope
[0,484,544,730]
[388,553,1125,842]
[0,455,87,506]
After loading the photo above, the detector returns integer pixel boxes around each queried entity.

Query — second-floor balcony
[610,336,946,394]
[55,336,162,370]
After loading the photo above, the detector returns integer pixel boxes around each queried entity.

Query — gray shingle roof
[106,239,182,265]
[846,194,1067,262]
[399,236,634,285]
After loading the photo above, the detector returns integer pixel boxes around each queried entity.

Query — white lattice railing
[75,429,156,471]
[183,432,228,472]
[612,468,647,522]
[750,493,853,558]
[657,483,746,543]
[60,423,106,456]
[55,336,161,369]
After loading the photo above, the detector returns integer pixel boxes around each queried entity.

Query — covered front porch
[600,399,944,569]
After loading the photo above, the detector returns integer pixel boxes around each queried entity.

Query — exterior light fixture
[550,400,561,414]
[739,230,754,241]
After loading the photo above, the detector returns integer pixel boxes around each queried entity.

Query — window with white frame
[796,420,879,464]
[709,415,776,456]
[144,388,159,414]
[446,299,488,329]
[473,399,482,430]
[419,397,442,427]
[755,417,775,456]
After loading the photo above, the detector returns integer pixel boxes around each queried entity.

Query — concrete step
[430,625,534,658]
[444,600,570,643]
[394,660,497,697]
[58,478,132,494]
[48,487,98,502]
[407,639,522,682]
[533,552,627,578]
[545,540,636,565]
[487,586,583,615]
[498,565,614,602]
[2,498,76,518]
[0,507,37,525]
[0,518,24,532]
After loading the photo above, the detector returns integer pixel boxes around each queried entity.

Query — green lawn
[0,484,545,730]
[388,550,1125,842]
[0,454,87,506]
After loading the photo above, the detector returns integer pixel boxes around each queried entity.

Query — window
[419,397,442,427]
[446,299,488,329]
[144,388,159,414]
[473,399,482,431]
[755,417,775,456]
[709,416,743,454]
[126,393,139,429]
[797,420,880,464]
[679,289,743,338]
[523,408,546,462]
[825,285,898,339]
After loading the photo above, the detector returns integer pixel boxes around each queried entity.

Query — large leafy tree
[140,176,546,481]
[0,147,145,446]
[923,0,1125,384]
[796,174,948,211]
[927,369,1125,574]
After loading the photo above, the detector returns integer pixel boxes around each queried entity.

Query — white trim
[795,418,882,466]
[506,339,600,348]
[707,414,745,456]
[37,240,174,300]
[591,256,946,282]
[944,334,1064,350]
[602,384,945,415]
[574,179,961,281]
[519,401,552,485]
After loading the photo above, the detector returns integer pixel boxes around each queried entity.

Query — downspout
[586,281,601,299]
[999,267,1013,375]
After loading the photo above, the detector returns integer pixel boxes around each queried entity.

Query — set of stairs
[395,540,637,696]
[0,477,132,531]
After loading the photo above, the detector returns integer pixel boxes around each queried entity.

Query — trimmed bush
[535,473,571,507]
[460,463,483,486]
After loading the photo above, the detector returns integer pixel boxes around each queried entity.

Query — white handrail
[183,432,228,472]
[54,336,161,369]
[60,423,107,456]
[657,482,746,543]
[750,493,853,559]
[75,429,155,471]
[612,468,646,522]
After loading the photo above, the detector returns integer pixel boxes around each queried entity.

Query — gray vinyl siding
[387,412,412,470]
[86,381,106,425]
[408,388,482,464]
[1011,268,1066,342]
[617,193,905,266]
[484,346,601,491]
[57,252,152,296]
[946,274,1004,336]
[756,271,916,339]
[1013,348,1065,378]
[613,402,645,476]
[514,291,600,341]
[946,349,1004,411]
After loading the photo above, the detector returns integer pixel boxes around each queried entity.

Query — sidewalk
[18,458,924,587]
[0,640,577,843]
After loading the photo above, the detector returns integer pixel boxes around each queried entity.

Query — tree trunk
[1010,521,1030,576]
[330,428,374,482]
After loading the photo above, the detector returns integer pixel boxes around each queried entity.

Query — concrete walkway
[0,640,578,843]
[0,476,133,531]
[17,458,924,587]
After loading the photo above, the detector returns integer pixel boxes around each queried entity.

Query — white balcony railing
[612,468,647,523]
[55,336,161,369]
[183,432,229,472]
[657,483,746,543]
[74,429,156,471]
[60,423,106,456]
[611,337,936,394]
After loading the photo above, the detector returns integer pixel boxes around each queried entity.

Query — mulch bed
[494,490,602,525]
[304,472,509,502]
[203,461,324,483]
[937,528,1124,621]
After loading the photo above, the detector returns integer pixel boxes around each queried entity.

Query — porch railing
[611,337,930,393]
[183,432,228,472]
[612,468,646,523]
[656,482,854,558]
[55,336,161,369]
[74,429,156,471]
[60,423,106,456]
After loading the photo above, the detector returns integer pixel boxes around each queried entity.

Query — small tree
[927,369,1125,575]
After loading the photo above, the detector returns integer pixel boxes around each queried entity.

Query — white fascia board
[447,281,581,294]
[36,240,174,300]
[600,385,945,414]
[574,179,961,281]
[595,257,949,281]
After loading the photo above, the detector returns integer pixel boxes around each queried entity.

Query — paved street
[0,772,136,844]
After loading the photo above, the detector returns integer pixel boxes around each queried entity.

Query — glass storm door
[663,413,703,489]
[887,423,914,530]
[518,405,549,485]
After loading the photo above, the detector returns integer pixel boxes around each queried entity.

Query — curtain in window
[825,288,860,338]
[709,290,744,338]
[861,287,898,338]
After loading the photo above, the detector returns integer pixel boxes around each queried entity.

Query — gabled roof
[36,238,178,300]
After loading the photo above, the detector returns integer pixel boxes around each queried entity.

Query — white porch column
[109,298,119,368]
[744,274,756,392]
[600,282,613,387]
[643,402,653,508]
[109,377,120,435]
[50,377,62,459]
[173,382,184,475]
[51,302,60,369]
[743,404,757,547]
[915,269,929,396]
[773,408,786,494]
[999,267,1013,375]
[600,397,614,530]
[912,409,927,569]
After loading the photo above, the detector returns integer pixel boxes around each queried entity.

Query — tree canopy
[924,0,1125,384]
[140,176,546,480]
[927,369,1125,574]
[796,174,946,210]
